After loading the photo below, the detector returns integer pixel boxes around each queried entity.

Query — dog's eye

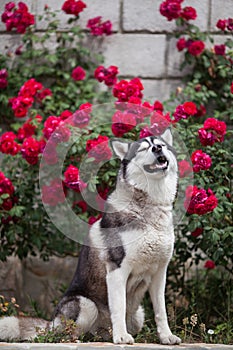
[138,147,148,153]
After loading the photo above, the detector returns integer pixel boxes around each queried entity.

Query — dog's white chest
[123,225,174,271]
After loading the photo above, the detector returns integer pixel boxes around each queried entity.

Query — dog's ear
[161,128,173,146]
[111,140,129,160]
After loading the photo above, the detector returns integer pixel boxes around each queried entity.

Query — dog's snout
[152,144,162,153]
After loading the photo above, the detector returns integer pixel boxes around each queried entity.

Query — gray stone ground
[0,343,233,350]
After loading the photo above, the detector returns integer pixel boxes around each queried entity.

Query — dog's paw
[159,333,181,345]
[113,332,134,344]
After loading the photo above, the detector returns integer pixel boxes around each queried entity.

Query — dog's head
[111,129,178,183]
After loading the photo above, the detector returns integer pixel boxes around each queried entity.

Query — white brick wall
[0,0,232,99]
[103,34,167,77]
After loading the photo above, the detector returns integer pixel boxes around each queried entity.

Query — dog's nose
[152,144,162,153]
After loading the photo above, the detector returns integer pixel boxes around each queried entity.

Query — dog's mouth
[143,156,169,173]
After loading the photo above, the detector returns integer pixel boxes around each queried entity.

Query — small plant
[34,318,78,343]
[0,295,19,317]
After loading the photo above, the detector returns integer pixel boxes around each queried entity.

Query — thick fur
[0,130,181,345]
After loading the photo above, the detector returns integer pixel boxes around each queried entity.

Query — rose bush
[158,1,232,273]
[0,0,232,341]
[0,1,112,260]
[159,0,233,338]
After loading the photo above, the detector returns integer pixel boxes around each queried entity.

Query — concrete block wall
[0,0,232,101]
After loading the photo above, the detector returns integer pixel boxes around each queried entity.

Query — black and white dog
[0,129,181,345]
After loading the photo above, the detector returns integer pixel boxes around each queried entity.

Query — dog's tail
[0,315,50,341]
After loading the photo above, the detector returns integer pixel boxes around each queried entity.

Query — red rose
[102,20,112,35]
[204,192,218,213]
[43,116,61,140]
[36,88,52,102]
[184,185,218,215]
[19,78,43,97]
[79,102,92,111]
[73,106,91,128]
[96,187,110,211]
[17,115,42,141]
[139,126,153,139]
[214,44,226,56]
[142,101,153,112]
[181,6,197,20]
[173,102,197,122]
[5,2,16,12]
[173,105,186,122]
[176,37,187,51]
[62,0,86,16]
[9,96,32,118]
[111,110,137,137]
[0,131,21,155]
[227,18,233,31]
[216,19,226,31]
[230,82,233,94]
[178,160,193,178]
[204,260,215,269]
[86,135,112,162]
[113,78,144,102]
[0,78,8,89]
[159,0,182,21]
[15,45,23,55]
[191,150,212,172]
[60,110,73,121]
[191,227,203,237]
[9,78,45,118]
[198,129,214,146]
[94,66,105,82]
[87,16,112,36]
[72,200,87,213]
[21,136,42,165]
[94,65,118,87]
[183,101,197,115]
[0,68,8,89]
[153,100,164,112]
[2,197,14,211]
[198,118,226,146]
[71,66,86,81]
[188,40,205,56]
[0,172,14,196]
[51,123,71,144]
[88,214,102,225]
[64,165,87,192]
[41,178,66,207]
[2,1,35,34]
[204,118,226,136]
[125,97,150,123]
[150,111,171,135]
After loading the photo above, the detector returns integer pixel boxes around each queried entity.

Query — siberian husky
[0,128,181,345]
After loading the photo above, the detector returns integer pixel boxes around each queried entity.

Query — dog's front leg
[106,267,134,344]
[149,265,181,345]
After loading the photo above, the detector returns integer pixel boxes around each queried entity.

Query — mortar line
[119,0,124,34]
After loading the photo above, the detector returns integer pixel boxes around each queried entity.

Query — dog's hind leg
[127,305,145,336]
[53,295,98,336]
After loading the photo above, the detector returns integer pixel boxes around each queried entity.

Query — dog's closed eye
[137,147,149,153]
